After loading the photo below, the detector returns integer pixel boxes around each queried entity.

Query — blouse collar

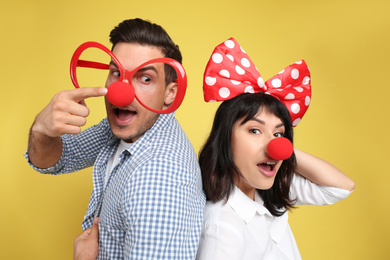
[227,186,289,243]
[228,186,273,224]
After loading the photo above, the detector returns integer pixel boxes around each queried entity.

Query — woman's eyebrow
[250,118,265,125]
[250,118,284,128]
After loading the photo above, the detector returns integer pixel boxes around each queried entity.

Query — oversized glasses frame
[70,41,187,114]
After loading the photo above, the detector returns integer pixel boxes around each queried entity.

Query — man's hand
[32,87,108,137]
[27,87,107,168]
[73,217,100,260]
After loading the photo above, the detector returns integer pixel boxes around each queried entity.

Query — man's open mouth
[114,108,136,123]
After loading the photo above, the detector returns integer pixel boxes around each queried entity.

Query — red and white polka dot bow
[203,37,311,126]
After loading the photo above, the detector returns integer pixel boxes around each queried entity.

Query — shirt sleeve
[24,118,113,175]
[290,174,353,206]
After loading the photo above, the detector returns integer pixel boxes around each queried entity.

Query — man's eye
[113,71,120,77]
[249,129,260,134]
[140,75,151,83]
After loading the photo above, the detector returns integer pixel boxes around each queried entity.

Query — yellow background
[1,0,388,259]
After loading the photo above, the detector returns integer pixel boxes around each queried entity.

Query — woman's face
[231,108,285,200]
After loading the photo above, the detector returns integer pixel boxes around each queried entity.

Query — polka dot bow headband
[203,37,311,126]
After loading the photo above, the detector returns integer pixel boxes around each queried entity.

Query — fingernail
[99,88,108,95]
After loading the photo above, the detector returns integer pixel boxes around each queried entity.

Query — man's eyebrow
[109,60,119,68]
[249,118,285,128]
[109,61,159,74]
[136,65,158,74]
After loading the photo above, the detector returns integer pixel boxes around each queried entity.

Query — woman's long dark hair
[199,93,297,216]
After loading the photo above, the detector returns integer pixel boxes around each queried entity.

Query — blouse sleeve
[290,174,353,206]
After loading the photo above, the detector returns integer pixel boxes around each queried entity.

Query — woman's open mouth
[257,161,277,177]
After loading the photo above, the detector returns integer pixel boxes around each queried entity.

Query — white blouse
[196,175,352,260]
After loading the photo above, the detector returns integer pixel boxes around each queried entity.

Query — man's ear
[163,81,178,108]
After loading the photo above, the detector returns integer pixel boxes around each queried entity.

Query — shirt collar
[127,112,175,155]
[105,112,175,154]
[228,186,273,224]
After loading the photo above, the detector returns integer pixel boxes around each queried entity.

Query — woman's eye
[274,132,284,138]
[249,129,260,134]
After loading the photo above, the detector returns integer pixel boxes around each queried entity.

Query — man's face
[105,42,177,142]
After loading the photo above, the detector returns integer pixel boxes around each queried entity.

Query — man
[25,18,205,259]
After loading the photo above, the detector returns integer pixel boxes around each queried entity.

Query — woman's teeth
[264,162,275,171]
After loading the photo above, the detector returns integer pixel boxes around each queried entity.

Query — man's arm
[27,87,107,168]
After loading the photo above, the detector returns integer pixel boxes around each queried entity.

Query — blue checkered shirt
[25,113,205,259]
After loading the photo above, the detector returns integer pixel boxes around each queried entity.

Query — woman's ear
[163,81,178,108]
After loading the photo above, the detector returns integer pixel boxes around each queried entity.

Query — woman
[196,38,355,259]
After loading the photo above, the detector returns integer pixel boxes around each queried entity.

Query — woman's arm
[294,148,355,191]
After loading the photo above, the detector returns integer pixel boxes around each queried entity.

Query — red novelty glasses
[70,41,187,114]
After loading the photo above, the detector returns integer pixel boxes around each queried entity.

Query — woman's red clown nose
[267,137,294,161]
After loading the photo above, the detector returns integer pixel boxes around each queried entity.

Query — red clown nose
[106,82,135,107]
[267,137,294,161]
